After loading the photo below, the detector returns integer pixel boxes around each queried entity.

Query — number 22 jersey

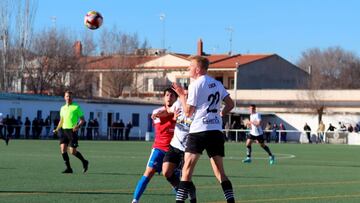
[187,75,229,134]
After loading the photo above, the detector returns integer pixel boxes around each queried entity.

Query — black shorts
[163,145,184,167]
[247,134,265,144]
[60,129,79,148]
[185,130,225,158]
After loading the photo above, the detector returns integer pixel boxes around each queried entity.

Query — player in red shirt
[131,87,178,203]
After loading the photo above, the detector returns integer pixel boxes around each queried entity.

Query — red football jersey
[152,106,176,152]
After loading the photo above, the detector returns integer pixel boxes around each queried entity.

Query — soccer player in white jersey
[161,89,197,203]
[172,55,235,203]
[243,104,275,164]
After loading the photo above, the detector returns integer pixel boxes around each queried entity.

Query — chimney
[197,38,203,56]
[74,41,82,57]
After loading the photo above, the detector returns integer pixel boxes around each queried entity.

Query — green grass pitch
[0,140,360,203]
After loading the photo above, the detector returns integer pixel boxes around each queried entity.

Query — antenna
[159,13,166,50]
[225,26,234,55]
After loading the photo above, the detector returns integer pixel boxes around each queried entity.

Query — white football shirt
[250,112,263,136]
[169,99,192,151]
[187,75,229,133]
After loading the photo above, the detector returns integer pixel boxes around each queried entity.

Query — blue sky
[34,0,360,63]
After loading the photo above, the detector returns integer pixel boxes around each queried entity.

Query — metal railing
[223,129,358,143]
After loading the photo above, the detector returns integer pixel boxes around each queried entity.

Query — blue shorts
[146,148,166,173]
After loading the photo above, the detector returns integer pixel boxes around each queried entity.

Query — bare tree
[297,46,360,123]
[97,26,148,97]
[297,46,360,89]
[80,30,96,56]
[15,0,38,92]
[0,0,15,91]
[26,28,89,96]
[100,56,139,97]
[99,26,140,56]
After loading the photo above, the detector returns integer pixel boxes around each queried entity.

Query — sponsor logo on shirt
[202,116,220,124]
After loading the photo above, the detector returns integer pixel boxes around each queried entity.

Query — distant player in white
[243,104,275,164]
[172,55,235,203]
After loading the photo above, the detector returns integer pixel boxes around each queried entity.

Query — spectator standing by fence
[264,122,272,143]
[93,119,99,139]
[5,115,15,144]
[328,123,336,131]
[24,117,31,139]
[355,124,360,132]
[317,121,325,143]
[119,119,125,140]
[272,123,278,143]
[279,123,287,143]
[125,121,132,140]
[304,123,312,144]
[15,116,22,139]
[111,121,118,140]
[45,116,51,139]
[86,119,93,140]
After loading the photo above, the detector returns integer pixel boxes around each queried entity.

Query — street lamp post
[234,62,239,111]
[228,62,239,129]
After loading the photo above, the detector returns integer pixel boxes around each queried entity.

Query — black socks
[221,180,235,203]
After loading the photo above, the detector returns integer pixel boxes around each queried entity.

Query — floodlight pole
[160,13,166,50]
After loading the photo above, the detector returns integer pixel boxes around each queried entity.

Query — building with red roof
[81,39,309,98]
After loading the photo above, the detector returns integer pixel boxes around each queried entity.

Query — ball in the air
[84,11,103,30]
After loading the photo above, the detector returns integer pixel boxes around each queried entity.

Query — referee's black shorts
[185,130,225,158]
[60,129,79,148]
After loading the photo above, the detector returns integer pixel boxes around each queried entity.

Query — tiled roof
[81,53,274,71]
[209,54,273,68]
[82,55,159,70]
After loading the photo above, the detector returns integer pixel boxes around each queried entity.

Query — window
[132,113,139,127]
[229,77,234,89]
[176,78,190,88]
[115,113,120,121]
[145,77,172,92]
[144,78,154,92]
[89,112,94,120]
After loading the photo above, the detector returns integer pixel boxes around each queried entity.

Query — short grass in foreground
[0,140,360,203]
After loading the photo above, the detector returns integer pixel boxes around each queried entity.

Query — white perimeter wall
[273,113,360,141]
[0,99,160,138]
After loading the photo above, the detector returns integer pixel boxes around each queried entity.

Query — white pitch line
[225,153,296,160]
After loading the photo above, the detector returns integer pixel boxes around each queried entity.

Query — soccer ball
[84,11,103,30]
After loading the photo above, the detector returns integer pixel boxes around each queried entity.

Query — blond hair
[188,55,209,71]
